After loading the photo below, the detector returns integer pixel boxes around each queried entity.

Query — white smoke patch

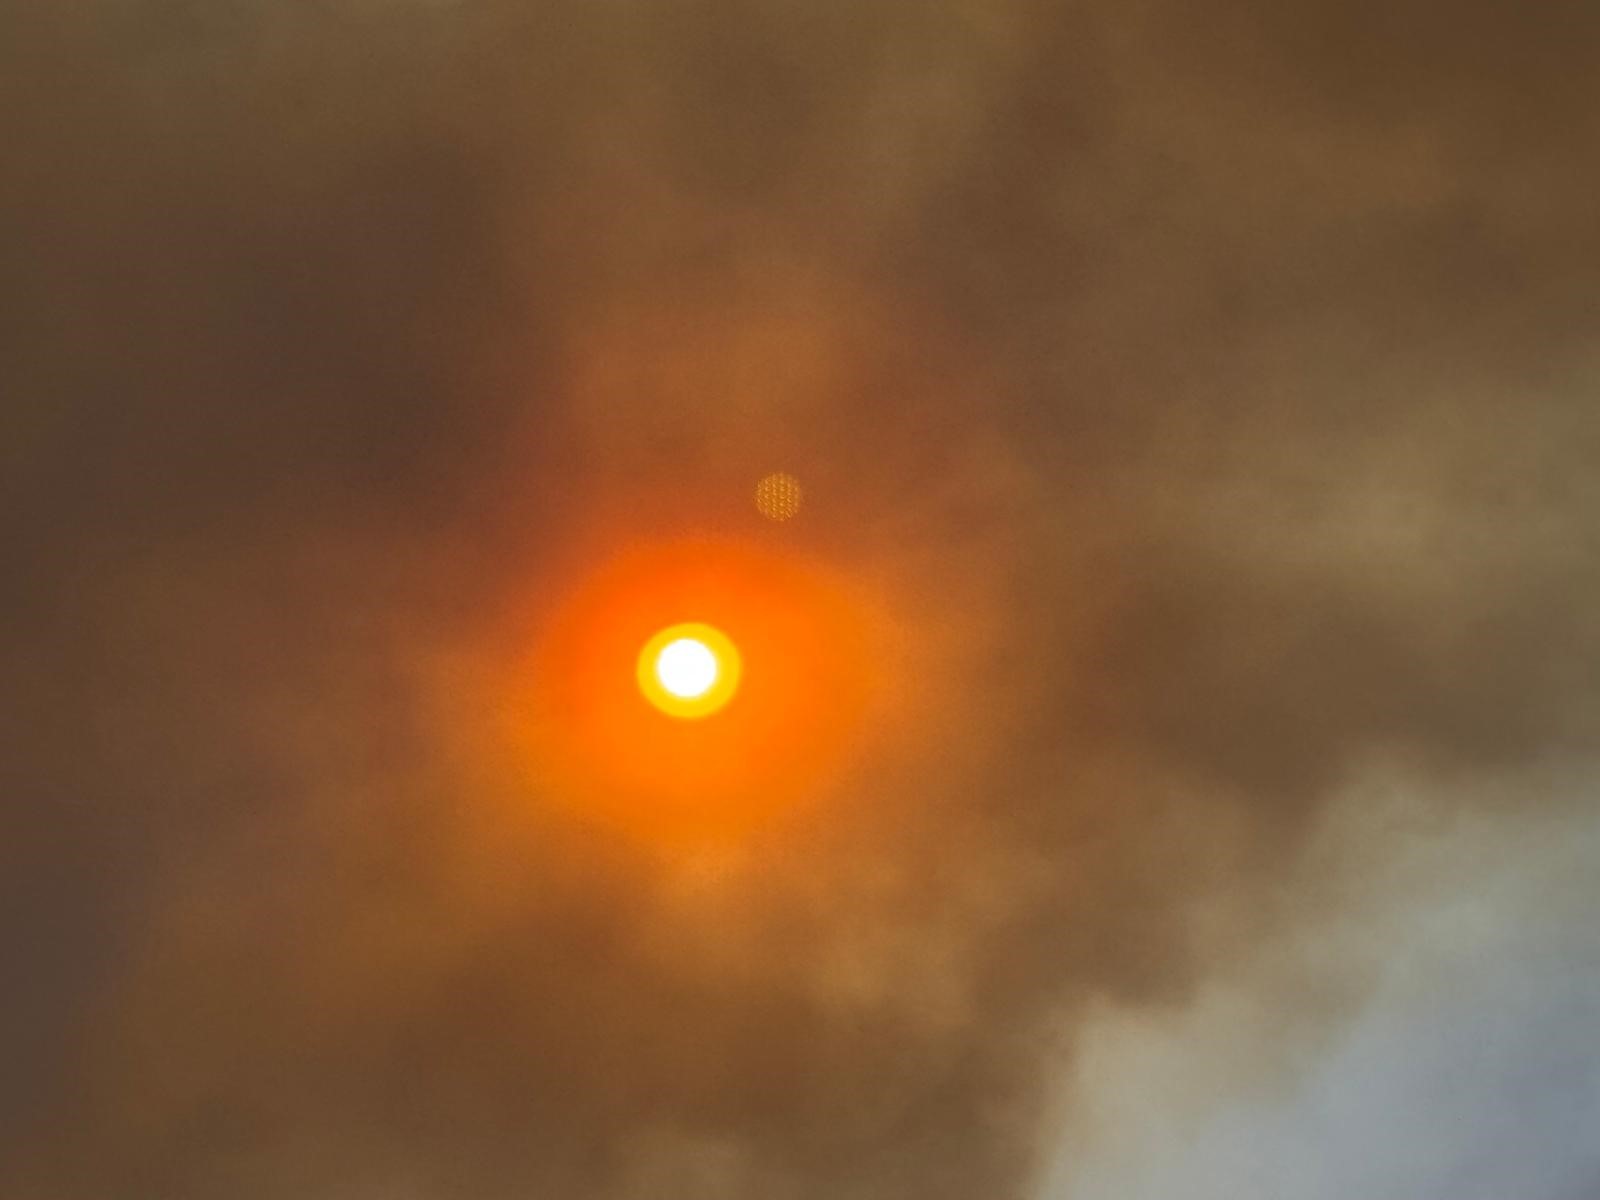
[1044,761,1600,1200]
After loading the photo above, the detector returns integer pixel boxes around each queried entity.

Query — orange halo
[505,537,879,842]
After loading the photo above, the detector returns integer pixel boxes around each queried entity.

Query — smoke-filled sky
[4,2,1598,1197]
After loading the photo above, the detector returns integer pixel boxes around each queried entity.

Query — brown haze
[3,2,1597,1197]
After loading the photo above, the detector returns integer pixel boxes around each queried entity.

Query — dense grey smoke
[3,2,1596,1197]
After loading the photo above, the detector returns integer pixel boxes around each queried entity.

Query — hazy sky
[4,2,1597,1197]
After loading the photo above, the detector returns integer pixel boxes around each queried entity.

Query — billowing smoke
[3,2,1596,1197]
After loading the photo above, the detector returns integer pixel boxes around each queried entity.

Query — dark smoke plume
[3,2,1597,1197]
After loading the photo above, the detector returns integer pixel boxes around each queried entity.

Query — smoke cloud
[3,2,1596,1197]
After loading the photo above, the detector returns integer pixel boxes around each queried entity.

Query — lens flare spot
[755,472,803,521]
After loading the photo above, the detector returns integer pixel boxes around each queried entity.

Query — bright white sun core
[654,637,719,699]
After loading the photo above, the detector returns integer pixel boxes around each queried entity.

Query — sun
[637,622,741,719]
[655,637,719,698]
[503,537,886,840]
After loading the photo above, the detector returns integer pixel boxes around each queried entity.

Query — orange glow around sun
[503,537,880,842]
